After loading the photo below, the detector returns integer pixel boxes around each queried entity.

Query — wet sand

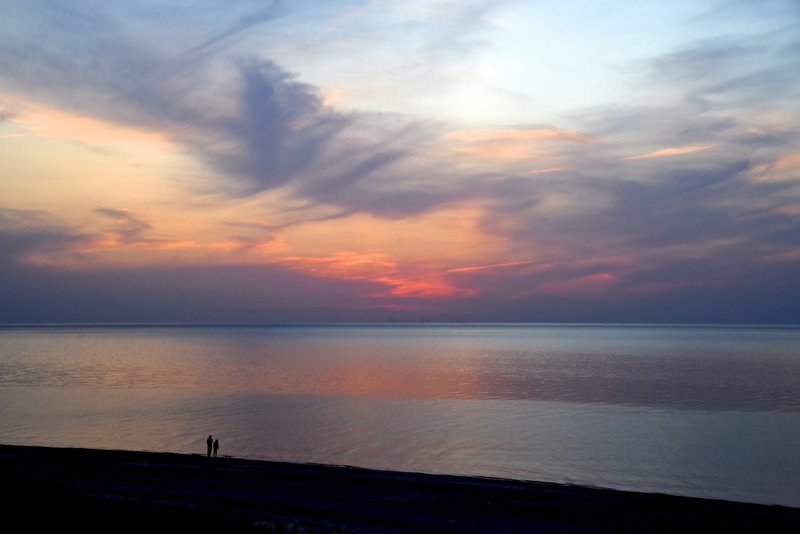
[2,444,798,533]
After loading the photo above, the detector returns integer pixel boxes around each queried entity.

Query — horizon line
[2,321,799,328]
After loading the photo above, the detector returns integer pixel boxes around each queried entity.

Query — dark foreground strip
[1,444,798,533]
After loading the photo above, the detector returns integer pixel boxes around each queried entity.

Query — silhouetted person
[207,434,213,457]
[213,438,219,457]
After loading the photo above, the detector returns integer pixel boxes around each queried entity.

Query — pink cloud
[624,144,716,160]
[281,253,467,298]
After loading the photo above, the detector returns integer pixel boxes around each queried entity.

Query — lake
[1,323,798,507]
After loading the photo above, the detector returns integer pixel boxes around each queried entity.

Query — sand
[2,444,798,533]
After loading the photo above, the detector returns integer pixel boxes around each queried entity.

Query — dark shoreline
[2,444,798,533]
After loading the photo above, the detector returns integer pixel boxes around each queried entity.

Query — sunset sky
[1,0,798,323]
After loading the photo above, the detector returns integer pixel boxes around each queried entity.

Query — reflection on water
[1,324,799,410]
[1,324,799,507]
[2,387,799,507]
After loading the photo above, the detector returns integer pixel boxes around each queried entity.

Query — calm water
[1,324,799,507]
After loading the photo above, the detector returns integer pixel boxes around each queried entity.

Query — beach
[2,444,798,533]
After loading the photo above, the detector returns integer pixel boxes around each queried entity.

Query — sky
[1,0,798,324]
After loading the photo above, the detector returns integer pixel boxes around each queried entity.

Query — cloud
[95,208,154,245]
[0,209,106,273]
[446,259,545,274]
[447,128,594,144]
[281,252,468,298]
[0,2,480,218]
[184,1,285,57]
[624,144,716,160]
[4,99,173,149]
[0,207,279,268]
[186,59,352,193]
[446,127,594,163]
[0,255,392,324]
[271,0,503,112]
[2,200,798,324]
[1,2,798,323]
[0,207,389,322]
[461,30,800,318]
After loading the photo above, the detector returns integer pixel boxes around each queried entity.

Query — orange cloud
[17,204,282,269]
[447,259,544,274]
[7,96,174,150]
[750,152,800,182]
[774,153,800,170]
[624,144,716,160]
[282,252,396,279]
[281,252,468,298]
[446,127,594,162]
[527,167,566,175]
[447,128,594,143]
[374,275,459,297]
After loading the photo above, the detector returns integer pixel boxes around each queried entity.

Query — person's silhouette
[213,438,219,457]
[206,435,213,457]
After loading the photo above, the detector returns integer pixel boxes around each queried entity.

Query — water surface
[1,324,798,507]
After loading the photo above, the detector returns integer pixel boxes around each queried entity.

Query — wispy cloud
[447,128,594,143]
[281,252,467,298]
[624,144,716,160]
[446,259,545,274]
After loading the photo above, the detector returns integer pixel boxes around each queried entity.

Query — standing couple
[206,434,219,457]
